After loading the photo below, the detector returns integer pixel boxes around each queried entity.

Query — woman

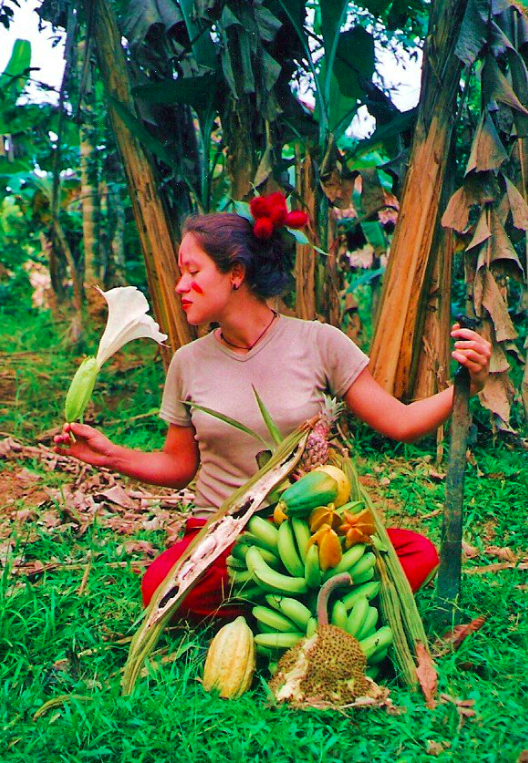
[54,194,491,622]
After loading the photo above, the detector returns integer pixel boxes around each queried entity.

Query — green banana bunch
[304,544,322,589]
[246,546,308,595]
[252,605,299,633]
[277,520,305,577]
[264,595,312,630]
[226,502,392,679]
[358,626,394,662]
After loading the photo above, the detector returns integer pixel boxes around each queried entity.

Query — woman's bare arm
[343,325,491,443]
[54,422,200,489]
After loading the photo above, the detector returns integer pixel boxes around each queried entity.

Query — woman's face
[176,233,233,325]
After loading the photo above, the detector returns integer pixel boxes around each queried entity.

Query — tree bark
[368,0,469,400]
[78,39,100,288]
[88,0,195,365]
[413,141,455,403]
[294,147,317,320]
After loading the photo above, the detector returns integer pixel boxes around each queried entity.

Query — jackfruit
[268,624,371,704]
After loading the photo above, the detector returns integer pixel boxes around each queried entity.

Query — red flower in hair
[269,205,287,227]
[267,192,288,210]
[285,210,309,229]
[253,217,274,239]
[250,196,273,219]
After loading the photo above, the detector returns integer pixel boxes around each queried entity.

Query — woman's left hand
[451,323,492,396]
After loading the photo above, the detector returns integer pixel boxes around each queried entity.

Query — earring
[232,283,239,291]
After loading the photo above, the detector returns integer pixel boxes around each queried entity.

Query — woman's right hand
[54,423,116,468]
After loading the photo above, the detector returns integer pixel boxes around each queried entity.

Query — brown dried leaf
[426,741,451,757]
[421,509,442,519]
[415,642,437,709]
[465,561,517,575]
[359,168,385,218]
[462,541,480,559]
[481,270,518,342]
[120,540,157,558]
[476,210,525,281]
[465,113,509,175]
[320,168,355,208]
[484,545,517,562]
[478,371,516,425]
[504,176,528,229]
[466,209,492,250]
[442,174,497,232]
[482,54,528,116]
[439,616,487,651]
[98,485,138,510]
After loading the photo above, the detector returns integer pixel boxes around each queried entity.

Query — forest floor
[1,309,527,763]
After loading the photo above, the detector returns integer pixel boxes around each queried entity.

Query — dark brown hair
[182,213,294,299]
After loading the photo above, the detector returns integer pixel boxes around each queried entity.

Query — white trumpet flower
[64,286,168,423]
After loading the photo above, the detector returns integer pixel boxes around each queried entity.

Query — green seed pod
[64,356,99,423]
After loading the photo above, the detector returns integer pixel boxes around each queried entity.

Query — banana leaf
[121,418,317,695]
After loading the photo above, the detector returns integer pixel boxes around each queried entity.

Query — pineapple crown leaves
[183,387,283,450]
[184,391,341,460]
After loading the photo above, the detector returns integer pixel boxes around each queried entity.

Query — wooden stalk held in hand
[435,317,476,627]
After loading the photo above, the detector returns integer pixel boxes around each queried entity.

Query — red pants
[141,518,439,624]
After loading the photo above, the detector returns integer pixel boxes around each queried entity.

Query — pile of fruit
[225,464,394,680]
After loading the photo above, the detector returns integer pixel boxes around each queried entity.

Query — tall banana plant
[441,1,528,431]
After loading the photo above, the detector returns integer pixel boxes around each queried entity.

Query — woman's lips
[182,301,192,310]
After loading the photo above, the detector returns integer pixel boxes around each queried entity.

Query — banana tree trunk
[369,0,469,400]
[88,0,195,363]
[294,146,317,320]
[78,39,100,289]
[224,97,256,201]
[80,136,100,286]
[413,142,456,404]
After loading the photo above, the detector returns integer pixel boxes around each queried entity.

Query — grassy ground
[1,308,527,763]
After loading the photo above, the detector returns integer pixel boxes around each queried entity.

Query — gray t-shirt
[160,315,369,514]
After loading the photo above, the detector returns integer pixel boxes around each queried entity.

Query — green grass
[1,308,528,762]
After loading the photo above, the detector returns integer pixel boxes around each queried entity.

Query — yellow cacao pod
[313,465,350,507]
[202,616,256,699]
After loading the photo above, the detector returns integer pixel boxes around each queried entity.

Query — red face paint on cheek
[190,281,203,295]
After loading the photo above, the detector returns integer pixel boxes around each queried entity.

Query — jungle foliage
[1,0,528,434]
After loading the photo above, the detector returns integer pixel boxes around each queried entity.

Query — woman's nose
[175,275,188,293]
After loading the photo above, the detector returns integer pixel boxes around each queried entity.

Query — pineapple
[298,395,344,472]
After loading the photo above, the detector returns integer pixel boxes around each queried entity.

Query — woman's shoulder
[170,331,217,364]
[279,314,323,335]
[280,315,347,340]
